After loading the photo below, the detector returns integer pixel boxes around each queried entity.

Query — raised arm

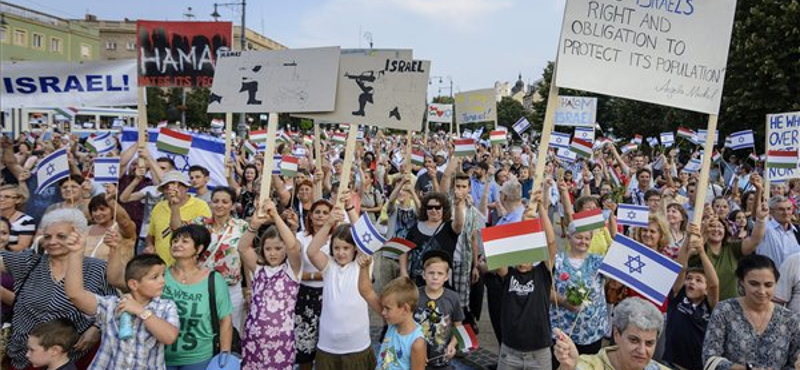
[239,202,270,274]
[357,254,382,314]
[266,199,302,276]
[742,201,769,255]
[672,223,697,296]
[64,232,98,315]
[104,229,128,291]
[307,208,343,272]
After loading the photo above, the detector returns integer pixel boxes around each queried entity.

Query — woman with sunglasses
[400,191,465,287]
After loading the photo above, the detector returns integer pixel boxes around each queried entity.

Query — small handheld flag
[660,132,675,147]
[572,208,605,233]
[93,157,120,185]
[513,117,531,135]
[411,150,425,166]
[272,155,283,175]
[249,130,268,143]
[454,139,476,157]
[280,155,299,177]
[36,148,70,194]
[351,214,387,255]
[574,127,594,142]
[557,148,577,163]
[380,238,417,257]
[156,128,192,156]
[482,219,549,270]
[599,235,682,304]
[676,127,695,141]
[332,132,347,144]
[683,158,702,173]
[453,324,479,352]
[490,130,507,145]
[570,138,593,158]
[729,130,755,151]
[550,132,571,150]
[86,132,116,154]
[616,204,650,228]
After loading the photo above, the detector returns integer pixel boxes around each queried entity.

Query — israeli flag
[696,129,719,146]
[351,214,386,255]
[660,132,675,147]
[729,130,755,150]
[556,148,577,162]
[683,158,702,173]
[616,204,650,228]
[550,132,571,150]
[93,157,120,185]
[599,234,682,304]
[574,127,595,141]
[36,148,69,194]
[513,117,531,135]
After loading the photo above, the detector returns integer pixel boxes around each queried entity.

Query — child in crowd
[307,208,376,369]
[358,255,426,370]
[26,319,80,370]
[663,224,719,370]
[238,201,303,370]
[414,250,463,370]
[64,229,180,370]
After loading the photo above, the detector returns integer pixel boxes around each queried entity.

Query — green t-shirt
[689,241,743,301]
[162,270,232,366]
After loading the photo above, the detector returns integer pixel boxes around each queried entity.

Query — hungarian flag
[280,155,299,177]
[570,138,593,158]
[210,119,225,130]
[621,143,638,154]
[454,139,476,157]
[380,238,416,257]
[633,135,643,145]
[332,132,347,144]
[749,152,760,162]
[482,219,549,270]
[453,324,479,352]
[608,168,623,188]
[304,135,314,146]
[712,151,722,164]
[767,150,797,169]
[156,128,192,156]
[411,150,425,166]
[677,127,695,141]
[572,208,605,233]
[244,141,258,157]
[249,130,268,143]
[490,130,507,145]
[278,130,293,144]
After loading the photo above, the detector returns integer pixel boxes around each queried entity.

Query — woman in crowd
[44,175,92,220]
[726,210,749,241]
[0,185,35,251]
[664,203,689,261]
[228,162,260,219]
[84,194,136,261]
[286,180,316,233]
[703,254,800,370]
[358,168,384,225]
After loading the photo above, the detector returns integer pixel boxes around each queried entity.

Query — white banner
[300,55,430,131]
[208,47,341,113]
[555,96,597,127]
[1,60,137,108]
[766,112,800,183]
[455,88,497,125]
[555,0,737,115]
[427,103,453,123]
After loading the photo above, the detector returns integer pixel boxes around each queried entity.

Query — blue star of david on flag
[46,163,55,176]
[624,255,646,274]
[94,157,121,185]
[351,214,386,255]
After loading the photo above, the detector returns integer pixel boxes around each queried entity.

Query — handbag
[205,352,241,370]
[208,271,242,356]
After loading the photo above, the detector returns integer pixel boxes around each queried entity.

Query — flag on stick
[36,148,69,194]
[616,204,650,228]
[411,150,425,166]
[570,138,593,158]
[280,155,299,177]
[572,208,605,233]
[557,148,577,163]
[574,127,594,142]
[608,168,623,189]
[454,139,476,157]
[453,324,479,352]
[766,150,798,169]
[550,132,571,150]
[351,214,387,255]
[621,143,638,154]
[513,117,531,135]
[490,130,507,145]
[86,132,116,154]
[380,238,417,257]
[304,135,314,146]
[729,130,755,150]
[93,157,120,184]
[249,130,268,143]
[332,132,347,144]
[599,234,682,304]
[712,151,722,164]
[677,127,695,141]
[683,158,702,173]
[482,219,549,270]
[156,128,192,156]
[660,132,675,147]
[632,135,643,145]
[210,119,225,130]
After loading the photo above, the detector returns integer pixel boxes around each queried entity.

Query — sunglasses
[426,204,443,211]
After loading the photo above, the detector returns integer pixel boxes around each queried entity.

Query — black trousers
[485,272,504,345]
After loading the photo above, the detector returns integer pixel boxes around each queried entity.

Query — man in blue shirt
[757,196,800,268]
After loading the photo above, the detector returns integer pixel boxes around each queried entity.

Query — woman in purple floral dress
[238,200,303,369]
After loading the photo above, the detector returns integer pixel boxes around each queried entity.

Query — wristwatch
[746,363,754,370]
[139,309,153,321]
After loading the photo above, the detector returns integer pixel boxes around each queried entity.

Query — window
[31,33,43,49]
[126,41,136,50]
[13,29,27,46]
[0,27,7,44]
[106,41,116,50]
[50,37,62,53]
[80,44,91,59]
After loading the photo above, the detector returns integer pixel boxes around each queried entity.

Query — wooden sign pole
[258,113,279,216]
[335,123,360,208]
[224,112,234,178]
[405,131,414,176]
[691,114,718,225]
[763,115,771,200]
[136,87,147,149]
[314,123,323,174]
[532,65,561,197]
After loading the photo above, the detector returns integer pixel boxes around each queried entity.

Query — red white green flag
[304,135,314,146]
[767,150,798,169]
[490,130,507,145]
[379,238,417,257]
[677,127,694,140]
[570,138,593,158]
[454,139,476,157]
[249,130,268,143]
[156,128,192,156]
[482,218,548,270]
[572,208,605,233]
[453,324,479,352]
[411,150,425,166]
[280,155,299,177]
[332,132,347,144]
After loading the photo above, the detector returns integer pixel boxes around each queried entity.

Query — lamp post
[429,75,454,98]
[212,0,248,137]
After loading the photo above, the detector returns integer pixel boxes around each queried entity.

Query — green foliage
[496,96,528,131]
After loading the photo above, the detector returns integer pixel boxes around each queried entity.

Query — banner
[427,103,454,124]
[1,60,137,108]
[208,47,341,113]
[454,88,497,125]
[137,20,233,87]
[766,112,800,183]
[555,96,597,127]
[299,55,431,131]
[555,0,737,115]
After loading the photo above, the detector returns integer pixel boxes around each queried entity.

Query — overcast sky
[17,0,566,95]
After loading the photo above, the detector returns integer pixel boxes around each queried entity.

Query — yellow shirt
[148,196,211,265]
[587,226,613,256]
[577,346,670,370]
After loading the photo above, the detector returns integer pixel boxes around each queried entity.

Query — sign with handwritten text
[455,88,497,125]
[555,0,737,115]
[427,103,453,124]
[766,112,800,183]
[555,96,597,127]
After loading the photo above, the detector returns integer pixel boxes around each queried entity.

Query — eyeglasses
[426,204,443,211]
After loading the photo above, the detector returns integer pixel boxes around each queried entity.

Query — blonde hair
[636,215,671,253]
[381,276,419,311]
[0,184,28,211]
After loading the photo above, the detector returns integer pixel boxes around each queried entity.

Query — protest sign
[555,96,597,127]
[555,0,737,115]
[299,55,430,131]
[137,20,233,87]
[1,60,136,108]
[428,103,454,124]
[208,47,341,113]
[766,112,800,184]
[454,88,497,125]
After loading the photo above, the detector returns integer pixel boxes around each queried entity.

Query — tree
[496,96,530,131]
[145,87,169,125]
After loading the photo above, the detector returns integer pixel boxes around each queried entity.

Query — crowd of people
[0,126,799,370]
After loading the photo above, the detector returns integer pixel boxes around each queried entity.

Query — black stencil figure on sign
[209,93,223,105]
[389,107,401,120]
[240,65,263,105]
[345,71,377,116]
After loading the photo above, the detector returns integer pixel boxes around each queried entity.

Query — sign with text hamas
[137,20,233,87]
[766,112,800,183]
[1,60,137,108]
[555,0,737,115]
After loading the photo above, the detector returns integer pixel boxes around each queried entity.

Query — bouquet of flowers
[559,271,593,307]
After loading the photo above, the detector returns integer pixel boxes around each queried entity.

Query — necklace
[49,260,65,283]
[173,265,199,284]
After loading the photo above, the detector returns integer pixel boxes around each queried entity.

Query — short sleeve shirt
[148,197,211,265]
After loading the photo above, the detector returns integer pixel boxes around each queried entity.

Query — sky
[16,0,567,95]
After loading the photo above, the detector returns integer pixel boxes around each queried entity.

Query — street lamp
[429,75,454,98]
[363,32,373,49]
[212,1,249,137]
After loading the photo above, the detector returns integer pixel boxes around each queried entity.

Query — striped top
[89,295,180,370]
[9,213,36,249]
[1,249,114,369]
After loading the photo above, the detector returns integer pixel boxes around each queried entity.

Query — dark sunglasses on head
[426,204,443,210]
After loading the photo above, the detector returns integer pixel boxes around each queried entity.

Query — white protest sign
[1,60,137,108]
[555,0,737,115]
[299,55,431,131]
[427,103,454,124]
[555,96,597,127]
[454,88,497,125]
[766,112,800,183]
[208,47,340,113]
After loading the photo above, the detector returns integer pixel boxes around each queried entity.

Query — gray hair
[500,179,522,202]
[768,195,790,209]
[39,208,88,234]
[613,297,664,336]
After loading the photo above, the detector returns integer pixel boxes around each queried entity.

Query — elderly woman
[0,185,35,251]
[703,254,800,370]
[554,297,671,370]
[0,209,117,370]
